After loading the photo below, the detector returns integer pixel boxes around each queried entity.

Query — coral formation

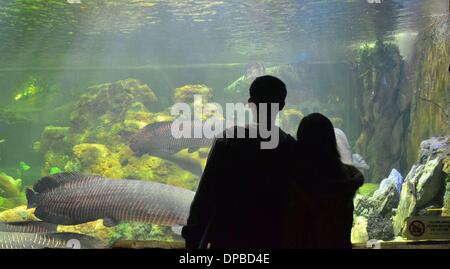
[122,154,198,190]
[351,216,369,244]
[35,78,198,190]
[0,172,26,210]
[0,206,37,222]
[107,223,174,245]
[174,84,212,104]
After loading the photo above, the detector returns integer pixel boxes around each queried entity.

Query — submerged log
[111,240,185,249]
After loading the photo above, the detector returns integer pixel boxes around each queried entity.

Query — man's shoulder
[215,124,297,148]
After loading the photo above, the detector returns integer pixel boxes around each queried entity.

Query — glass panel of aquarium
[0,0,448,249]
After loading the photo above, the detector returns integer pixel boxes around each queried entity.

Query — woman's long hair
[296,113,344,180]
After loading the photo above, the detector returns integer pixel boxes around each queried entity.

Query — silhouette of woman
[283,113,364,249]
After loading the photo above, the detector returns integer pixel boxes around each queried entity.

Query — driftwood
[111,240,185,249]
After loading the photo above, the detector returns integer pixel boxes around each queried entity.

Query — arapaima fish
[0,232,105,249]
[0,221,57,234]
[26,173,195,228]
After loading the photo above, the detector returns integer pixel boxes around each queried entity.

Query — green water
[0,0,448,247]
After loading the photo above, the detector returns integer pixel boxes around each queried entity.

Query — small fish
[49,167,62,175]
[19,161,31,172]
[0,221,57,234]
[0,232,105,249]
[27,173,195,228]
[130,121,215,157]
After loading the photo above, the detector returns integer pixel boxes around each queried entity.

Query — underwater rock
[406,15,450,167]
[174,84,212,104]
[42,151,72,176]
[173,84,215,122]
[123,155,198,190]
[367,215,394,241]
[354,170,403,241]
[0,173,26,209]
[0,206,37,222]
[0,173,23,199]
[418,137,450,164]
[73,144,124,179]
[393,136,449,236]
[374,169,403,199]
[354,41,409,181]
[355,172,399,219]
[443,175,450,217]
[351,216,369,244]
[35,79,202,240]
[71,78,158,131]
[39,126,71,153]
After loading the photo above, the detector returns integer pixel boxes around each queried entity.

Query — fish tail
[26,188,37,208]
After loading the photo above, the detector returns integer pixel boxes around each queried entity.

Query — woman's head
[296,113,341,166]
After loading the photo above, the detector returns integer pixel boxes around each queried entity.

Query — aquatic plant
[13,77,45,101]
[16,161,31,179]
[358,183,379,197]
[73,143,124,179]
[32,79,204,240]
[174,84,213,104]
[49,167,61,175]
[107,223,174,245]
[123,154,198,190]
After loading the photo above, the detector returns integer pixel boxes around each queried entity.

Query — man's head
[248,75,287,108]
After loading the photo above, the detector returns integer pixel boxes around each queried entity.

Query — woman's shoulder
[341,164,365,188]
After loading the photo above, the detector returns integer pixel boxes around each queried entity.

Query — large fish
[129,120,215,157]
[0,232,105,249]
[0,221,57,233]
[26,173,195,228]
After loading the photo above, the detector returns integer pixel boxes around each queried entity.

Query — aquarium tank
[0,0,449,249]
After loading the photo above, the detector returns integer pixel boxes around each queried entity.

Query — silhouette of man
[182,75,296,249]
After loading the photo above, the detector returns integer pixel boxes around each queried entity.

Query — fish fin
[34,172,102,193]
[34,207,79,225]
[26,188,37,208]
[48,233,106,249]
[39,221,58,232]
[103,217,119,227]
[187,147,199,153]
[171,225,183,235]
[142,121,173,132]
[4,221,58,233]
